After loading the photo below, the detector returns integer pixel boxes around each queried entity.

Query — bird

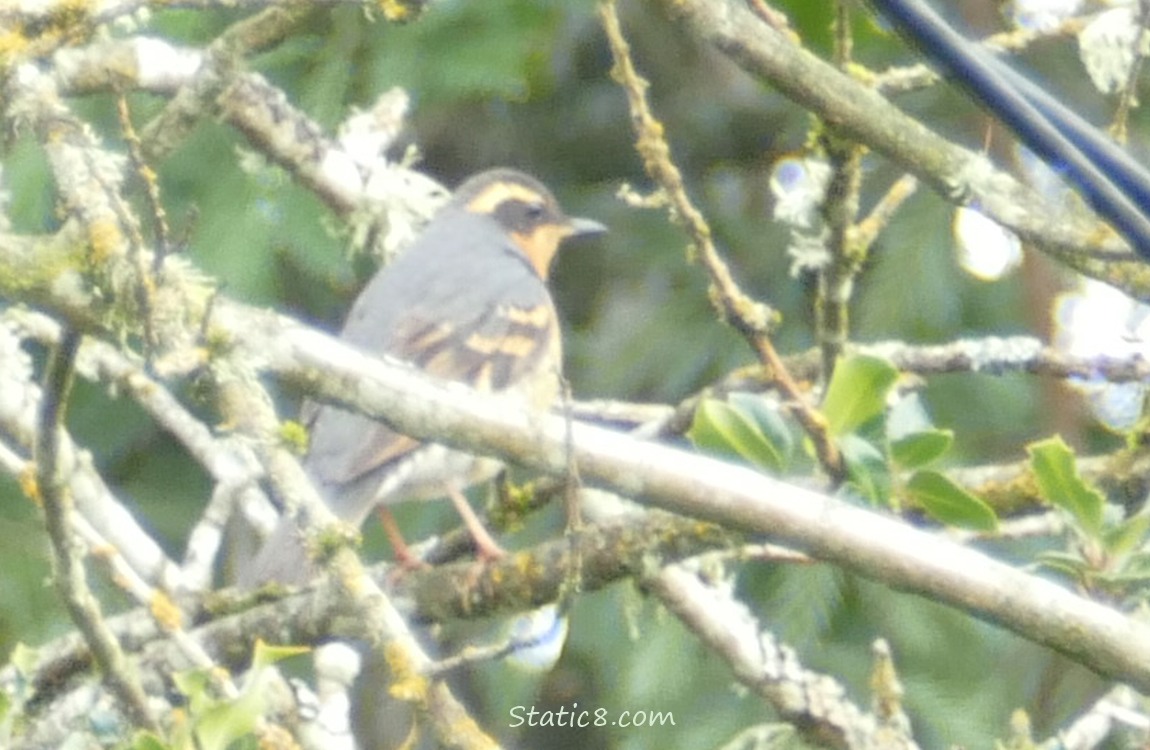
[245,168,607,586]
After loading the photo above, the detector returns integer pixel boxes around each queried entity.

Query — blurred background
[0,0,1131,746]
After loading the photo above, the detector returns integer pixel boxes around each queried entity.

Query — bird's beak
[564,216,608,239]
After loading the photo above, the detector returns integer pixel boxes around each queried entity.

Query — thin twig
[833,0,852,68]
[114,91,160,358]
[815,135,864,377]
[853,174,920,250]
[116,91,172,271]
[814,3,868,378]
[598,0,844,481]
[815,170,920,375]
[139,5,314,162]
[36,328,160,733]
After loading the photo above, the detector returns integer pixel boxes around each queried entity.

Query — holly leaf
[1027,436,1104,538]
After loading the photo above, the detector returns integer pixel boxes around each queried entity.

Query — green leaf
[1027,436,1104,537]
[195,696,261,750]
[687,397,787,472]
[1102,512,1150,559]
[170,640,308,750]
[9,643,38,675]
[839,434,890,505]
[195,641,307,750]
[172,669,213,715]
[906,470,998,532]
[729,392,794,464]
[822,355,899,436]
[1035,550,1091,580]
[251,639,309,670]
[890,429,953,469]
[1107,550,1150,582]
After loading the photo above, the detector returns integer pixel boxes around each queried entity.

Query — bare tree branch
[205,297,1150,691]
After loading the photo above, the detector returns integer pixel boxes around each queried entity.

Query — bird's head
[454,169,607,279]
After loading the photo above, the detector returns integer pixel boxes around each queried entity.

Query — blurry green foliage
[687,393,794,473]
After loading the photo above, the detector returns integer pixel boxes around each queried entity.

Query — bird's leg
[377,507,426,571]
[447,486,506,562]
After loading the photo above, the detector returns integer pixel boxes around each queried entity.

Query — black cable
[869,0,1150,258]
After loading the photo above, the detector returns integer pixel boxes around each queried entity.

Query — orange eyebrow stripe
[465,182,547,214]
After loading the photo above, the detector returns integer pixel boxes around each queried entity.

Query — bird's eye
[525,201,547,222]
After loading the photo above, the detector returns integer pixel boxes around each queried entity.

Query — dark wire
[869,0,1150,259]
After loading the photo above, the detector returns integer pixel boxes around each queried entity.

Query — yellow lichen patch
[447,714,500,750]
[48,0,93,29]
[277,420,309,455]
[150,590,184,630]
[0,27,30,67]
[168,706,189,733]
[19,464,40,505]
[378,0,414,22]
[86,218,123,265]
[254,723,297,749]
[24,0,96,54]
[385,641,430,703]
[512,549,540,578]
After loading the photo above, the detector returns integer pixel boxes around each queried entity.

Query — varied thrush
[247,168,606,584]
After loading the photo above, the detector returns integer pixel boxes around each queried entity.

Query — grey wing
[303,241,558,520]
